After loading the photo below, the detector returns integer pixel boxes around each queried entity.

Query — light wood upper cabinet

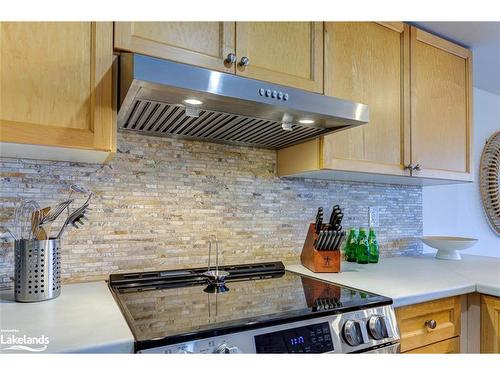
[235,22,323,93]
[0,22,115,163]
[277,23,473,184]
[481,294,500,353]
[114,22,323,92]
[322,22,410,175]
[410,26,473,181]
[114,22,236,73]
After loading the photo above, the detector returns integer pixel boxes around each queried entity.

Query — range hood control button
[283,93,289,101]
[259,88,265,96]
[272,90,278,98]
[278,92,284,100]
[265,89,272,97]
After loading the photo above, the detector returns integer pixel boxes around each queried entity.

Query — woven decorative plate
[480,131,500,236]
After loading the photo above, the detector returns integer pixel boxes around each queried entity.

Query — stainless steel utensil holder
[14,239,61,302]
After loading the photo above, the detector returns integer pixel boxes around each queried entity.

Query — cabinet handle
[425,319,437,329]
[404,164,422,172]
[225,53,237,65]
[239,56,250,67]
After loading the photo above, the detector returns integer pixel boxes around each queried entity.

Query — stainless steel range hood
[118,53,369,149]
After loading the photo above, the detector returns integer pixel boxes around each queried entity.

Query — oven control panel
[139,305,399,354]
[255,322,333,353]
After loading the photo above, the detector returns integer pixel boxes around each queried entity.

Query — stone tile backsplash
[0,132,422,287]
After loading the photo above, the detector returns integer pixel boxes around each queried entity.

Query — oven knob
[213,343,241,354]
[343,320,364,346]
[368,315,389,340]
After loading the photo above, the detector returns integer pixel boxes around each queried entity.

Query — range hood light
[281,122,293,131]
[184,99,203,106]
[185,105,201,118]
[299,119,315,124]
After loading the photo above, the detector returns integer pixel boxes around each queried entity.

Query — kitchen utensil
[56,203,90,239]
[31,207,51,240]
[319,230,330,250]
[328,205,341,226]
[420,236,478,260]
[56,193,92,238]
[301,223,342,273]
[331,213,344,231]
[14,238,61,302]
[315,207,324,234]
[314,231,323,250]
[15,200,40,240]
[203,239,229,285]
[71,215,89,229]
[320,230,330,250]
[333,231,345,250]
[327,231,337,250]
[314,231,321,249]
[324,231,333,250]
[40,199,74,225]
[69,184,90,195]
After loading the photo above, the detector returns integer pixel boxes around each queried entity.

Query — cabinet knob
[239,56,250,67]
[413,164,422,171]
[425,319,437,329]
[225,53,237,65]
[404,164,414,171]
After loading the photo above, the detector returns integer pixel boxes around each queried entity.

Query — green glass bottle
[344,228,358,262]
[368,228,379,263]
[356,227,369,264]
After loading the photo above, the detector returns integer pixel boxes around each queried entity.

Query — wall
[423,88,500,257]
[0,132,422,288]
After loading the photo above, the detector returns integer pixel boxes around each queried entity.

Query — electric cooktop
[109,262,394,352]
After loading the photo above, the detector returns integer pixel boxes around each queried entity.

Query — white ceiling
[413,22,500,96]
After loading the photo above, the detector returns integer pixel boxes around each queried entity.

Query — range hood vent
[118,53,369,150]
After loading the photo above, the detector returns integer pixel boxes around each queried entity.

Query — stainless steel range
[109,262,400,353]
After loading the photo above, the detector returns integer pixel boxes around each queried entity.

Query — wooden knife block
[300,223,341,273]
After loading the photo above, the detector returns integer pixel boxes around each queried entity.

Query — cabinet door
[114,22,236,73]
[395,296,461,352]
[0,22,115,163]
[481,294,500,353]
[410,26,473,181]
[322,22,410,176]
[235,22,323,93]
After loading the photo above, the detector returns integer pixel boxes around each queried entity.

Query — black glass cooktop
[109,262,392,351]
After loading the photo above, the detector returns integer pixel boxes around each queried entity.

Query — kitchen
[0,0,499,372]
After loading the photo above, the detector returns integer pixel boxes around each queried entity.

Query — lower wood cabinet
[395,296,461,353]
[481,294,500,353]
[0,22,116,163]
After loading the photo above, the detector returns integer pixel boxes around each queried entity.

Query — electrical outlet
[368,207,380,228]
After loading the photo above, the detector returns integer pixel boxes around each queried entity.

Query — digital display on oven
[254,322,334,353]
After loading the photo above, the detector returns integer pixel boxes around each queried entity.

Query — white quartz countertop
[287,254,500,308]
[0,281,134,353]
